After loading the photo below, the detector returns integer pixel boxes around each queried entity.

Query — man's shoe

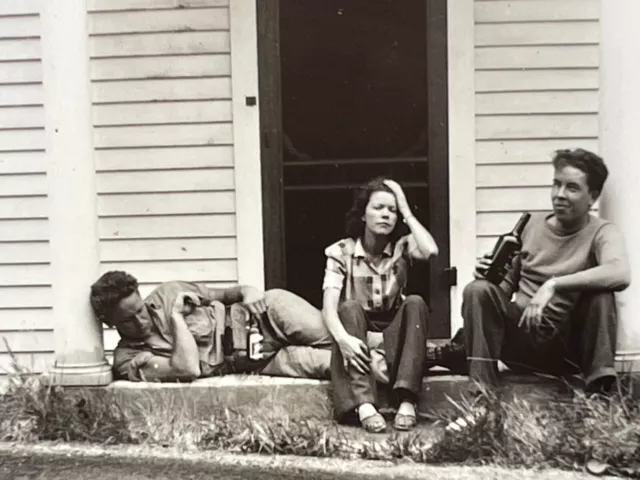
[426,329,468,374]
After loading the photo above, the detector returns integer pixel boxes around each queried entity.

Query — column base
[615,351,640,374]
[44,363,113,387]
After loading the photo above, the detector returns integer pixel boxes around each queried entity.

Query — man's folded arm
[552,223,631,293]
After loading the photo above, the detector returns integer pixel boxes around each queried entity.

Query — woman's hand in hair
[383,179,411,218]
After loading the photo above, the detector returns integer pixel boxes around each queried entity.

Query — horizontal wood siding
[0,1,53,382]
[474,0,600,256]
[87,0,236,357]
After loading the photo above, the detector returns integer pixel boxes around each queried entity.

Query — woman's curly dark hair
[345,176,407,243]
[90,271,139,326]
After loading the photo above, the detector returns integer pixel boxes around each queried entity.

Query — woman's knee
[337,300,367,329]
[402,295,428,313]
[338,299,362,316]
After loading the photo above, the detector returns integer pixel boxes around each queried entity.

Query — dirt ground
[0,443,619,480]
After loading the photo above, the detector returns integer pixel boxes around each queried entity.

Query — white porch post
[41,0,112,385]
[599,0,640,371]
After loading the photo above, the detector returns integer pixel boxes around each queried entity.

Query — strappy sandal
[360,412,387,433]
[393,411,417,431]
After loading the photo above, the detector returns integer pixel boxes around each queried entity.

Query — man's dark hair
[90,271,139,326]
[552,148,608,198]
[345,176,407,243]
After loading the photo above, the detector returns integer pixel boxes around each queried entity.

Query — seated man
[90,271,332,382]
[462,148,630,398]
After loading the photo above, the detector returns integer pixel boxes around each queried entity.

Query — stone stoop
[105,373,576,422]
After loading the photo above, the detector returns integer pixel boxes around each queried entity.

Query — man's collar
[354,238,393,258]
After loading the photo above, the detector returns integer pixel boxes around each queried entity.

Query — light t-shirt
[505,213,629,322]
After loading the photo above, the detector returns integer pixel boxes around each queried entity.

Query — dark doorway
[258,0,452,337]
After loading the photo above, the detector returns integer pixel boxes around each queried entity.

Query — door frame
[257,0,452,336]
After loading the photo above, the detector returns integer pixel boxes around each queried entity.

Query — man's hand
[474,253,492,279]
[172,292,201,316]
[337,334,371,375]
[382,179,411,217]
[242,287,267,317]
[518,279,556,331]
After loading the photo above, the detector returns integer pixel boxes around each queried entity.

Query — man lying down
[90,271,332,382]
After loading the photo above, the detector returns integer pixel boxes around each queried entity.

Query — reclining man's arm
[130,293,202,382]
[205,285,267,316]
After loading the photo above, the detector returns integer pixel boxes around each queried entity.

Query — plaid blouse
[323,236,413,313]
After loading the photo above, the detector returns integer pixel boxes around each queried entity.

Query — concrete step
[105,373,574,422]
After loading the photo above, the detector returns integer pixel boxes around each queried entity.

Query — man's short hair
[552,148,608,197]
[90,271,139,326]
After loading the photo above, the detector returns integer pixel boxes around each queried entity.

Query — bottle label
[248,332,264,360]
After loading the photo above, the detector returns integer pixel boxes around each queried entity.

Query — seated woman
[321,177,438,433]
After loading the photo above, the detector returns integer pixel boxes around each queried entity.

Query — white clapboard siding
[93,78,231,104]
[0,151,46,174]
[90,31,229,58]
[80,0,239,374]
[100,260,237,284]
[476,45,598,70]
[476,22,599,47]
[98,191,235,216]
[93,100,232,126]
[473,0,600,256]
[0,197,48,219]
[0,61,42,84]
[0,173,47,196]
[100,237,237,262]
[96,168,234,193]
[94,145,233,171]
[89,8,229,34]
[0,106,45,129]
[475,1,599,23]
[99,214,236,240]
[0,129,45,151]
[0,84,43,106]
[94,123,233,149]
[88,0,229,11]
[0,308,51,331]
[91,55,231,81]
[476,114,598,140]
[476,91,598,115]
[0,39,41,61]
[0,15,41,38]
[476,164,552,188]
[476,69,598,93]
[0,4,51,377]
[0,219,48,242]
[476,138,599,165]
[0,352,53,376]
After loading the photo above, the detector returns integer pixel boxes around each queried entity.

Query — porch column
[599,0,640,371]
[41,0,112,385]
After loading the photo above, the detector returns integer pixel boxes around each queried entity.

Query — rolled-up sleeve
[323,243,347,291]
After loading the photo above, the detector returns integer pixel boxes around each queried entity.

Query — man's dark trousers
[462,279,617,389]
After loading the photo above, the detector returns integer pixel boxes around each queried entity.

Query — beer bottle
[484,212,531,285]
[246,314,264,361]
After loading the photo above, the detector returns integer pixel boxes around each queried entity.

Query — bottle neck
[511,213,531,236]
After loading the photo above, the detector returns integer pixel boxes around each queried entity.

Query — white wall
[85,0,239,352]
[0,0,54,381]
[474,0,600,255]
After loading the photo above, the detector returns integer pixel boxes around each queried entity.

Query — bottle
[483,212,531,285]
[246,314,264,361]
